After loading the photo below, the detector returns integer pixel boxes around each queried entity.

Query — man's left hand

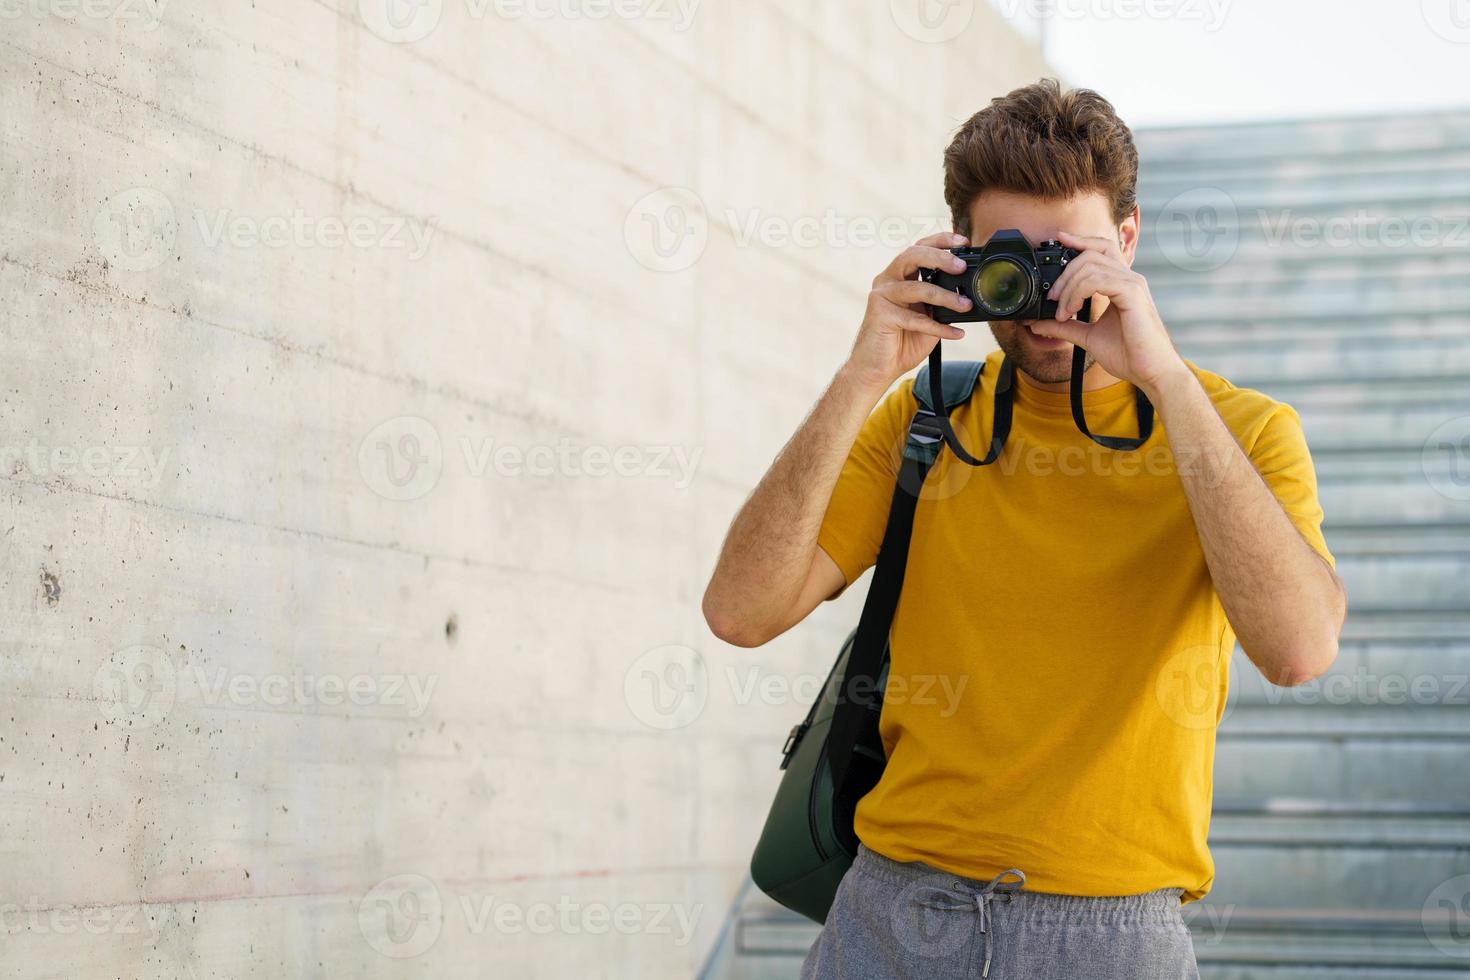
[1029,231,1188,396]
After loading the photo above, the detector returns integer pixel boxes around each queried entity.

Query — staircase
[706,109,1470,979]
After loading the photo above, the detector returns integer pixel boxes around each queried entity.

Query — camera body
[920,229,1092,325]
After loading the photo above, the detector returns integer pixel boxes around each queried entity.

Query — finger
[1056,230,1123,261]
[917,230,969,249]
[877,241,968,284]
[879,279,975,313]
[1055,267,1133,321]
[1044,249,1111,303]
[894,310,966,340]
[1029,317,1090,346]
[1052,267,1109,322]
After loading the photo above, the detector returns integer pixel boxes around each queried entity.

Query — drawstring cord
[911,868,1026,977]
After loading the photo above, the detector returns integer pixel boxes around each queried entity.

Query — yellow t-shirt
[816,349,1334,902]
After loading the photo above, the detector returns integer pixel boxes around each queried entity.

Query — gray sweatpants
[800,846,1200,980]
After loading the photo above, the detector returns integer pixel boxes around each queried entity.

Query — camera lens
[974,257,1030,317]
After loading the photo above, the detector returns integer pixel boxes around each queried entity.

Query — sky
[991,0,1470,126]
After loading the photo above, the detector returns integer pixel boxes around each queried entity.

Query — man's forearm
[702,363,888,647]
[1146,368,1347,686]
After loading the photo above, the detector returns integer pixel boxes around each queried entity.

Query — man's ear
[1119,204,1141,265]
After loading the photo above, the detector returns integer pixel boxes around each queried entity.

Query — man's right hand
[847,231,976,393]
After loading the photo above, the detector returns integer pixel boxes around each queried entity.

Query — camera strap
[924,346,1014,466]
[1069,345,1155,451]
[923,341,1155,464]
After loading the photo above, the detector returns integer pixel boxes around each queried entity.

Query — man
[701,79,1347,979]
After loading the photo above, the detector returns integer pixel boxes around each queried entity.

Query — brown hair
[943,78,1139,236]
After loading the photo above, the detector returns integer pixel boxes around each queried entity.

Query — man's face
[964,191,1138,385]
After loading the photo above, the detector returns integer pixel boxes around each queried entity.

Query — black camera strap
[924,346,1014,466]
[1069,345,1155,451]
[924,342,1155,464]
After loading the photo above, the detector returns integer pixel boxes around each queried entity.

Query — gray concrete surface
[0,2,1049,976]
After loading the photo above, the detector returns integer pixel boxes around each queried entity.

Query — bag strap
[826,361,985,806]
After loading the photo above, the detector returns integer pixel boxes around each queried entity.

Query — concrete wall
[0,2,1046,975]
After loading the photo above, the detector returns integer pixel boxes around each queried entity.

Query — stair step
[1238,375,1470,412]
[1216,737,1470,807]
[1137,162,1470,214]
[1190,910,1470,976]
[1327,523,1470,556]
[1205,342,1470,385]
[1207,838,1470,911]
[1232,640,1470,708]
[1154,286,1470,328]
[1134,110,1470,165]
[1177,316,1470,349]
[1318,477,1470,527]
[1339,610,1470,644]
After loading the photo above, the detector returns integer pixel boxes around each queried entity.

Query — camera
[920,229,1092,325]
